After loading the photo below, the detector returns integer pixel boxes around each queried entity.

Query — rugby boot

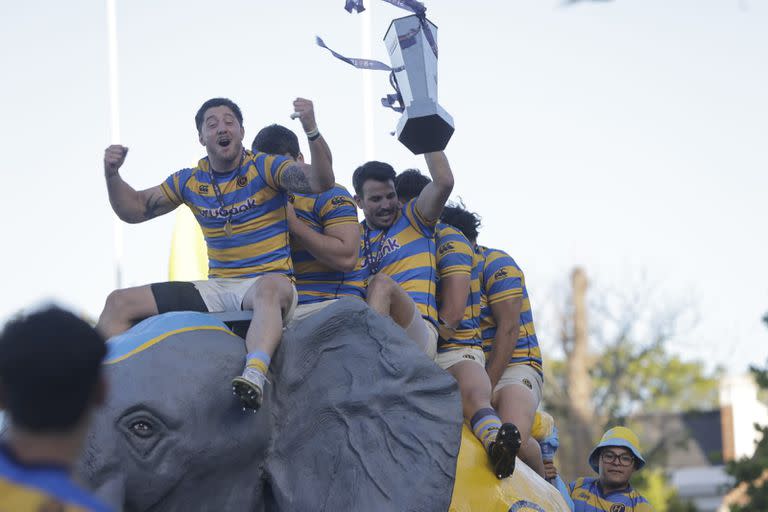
[231,367,267,411]
[488,422,522,479]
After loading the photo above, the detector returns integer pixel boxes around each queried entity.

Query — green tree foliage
[725,315,768,512]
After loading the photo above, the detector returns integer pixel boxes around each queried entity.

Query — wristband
[305,127,320,141]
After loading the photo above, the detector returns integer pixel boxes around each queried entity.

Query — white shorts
[434,347,486,371]
[193,276,298,326]
[290,299,338,324]
[404,303,438,360]
[493,364,543,406]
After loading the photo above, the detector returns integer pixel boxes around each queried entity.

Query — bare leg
[494,384,544,477]
[96,285,159,339]
[232,274,295,410]
[365,273,416,328]
[449,360,493,420]
[241,274,295,355]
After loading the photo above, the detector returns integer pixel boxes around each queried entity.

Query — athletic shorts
[493,364,543,406]
[434,346,486,371]
[290,299,338,324]
[151,276,298,326]
[403,303,438,360]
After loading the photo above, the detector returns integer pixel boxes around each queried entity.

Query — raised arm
[104,145,177,224]
[415,151,454,224]
[277,98,334,194]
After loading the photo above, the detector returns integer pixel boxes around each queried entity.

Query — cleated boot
[488,422,522,479]
[231,367,268,411]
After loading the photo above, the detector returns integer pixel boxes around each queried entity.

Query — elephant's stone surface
[80,298,463,511]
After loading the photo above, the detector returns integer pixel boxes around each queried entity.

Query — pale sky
[2,0,766,375]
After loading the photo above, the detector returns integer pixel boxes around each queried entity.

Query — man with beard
[97,97,334,411]
[351,153,452,359]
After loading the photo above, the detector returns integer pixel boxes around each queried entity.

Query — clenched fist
[104,145,128,177]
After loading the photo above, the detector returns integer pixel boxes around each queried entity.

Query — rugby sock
[470,408,502,452]
[245,350,271,378]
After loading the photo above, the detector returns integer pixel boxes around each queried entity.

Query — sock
[470,408,502,452]
[245,350,271,377]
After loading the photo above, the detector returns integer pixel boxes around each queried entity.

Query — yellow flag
[168,207,208,281]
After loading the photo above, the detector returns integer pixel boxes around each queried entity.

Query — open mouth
[218,137,231,148]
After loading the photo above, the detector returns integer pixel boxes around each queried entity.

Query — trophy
[384,15,454,155]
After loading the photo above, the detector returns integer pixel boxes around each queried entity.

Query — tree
[724,314,768,511]
[543,267,719,509]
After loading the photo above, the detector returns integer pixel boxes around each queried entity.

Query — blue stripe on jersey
[436,223,482,352]
[290,185,362,304]
[478,245,543,375]
[0,446,111,511]
[361,199,438,325]
[569,477,652,512]
[161,150,292,279]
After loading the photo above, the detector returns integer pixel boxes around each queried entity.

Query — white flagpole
[106,0,124,289]
[361,3,375,161]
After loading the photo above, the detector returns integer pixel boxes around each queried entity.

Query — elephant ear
[263,298,463,511]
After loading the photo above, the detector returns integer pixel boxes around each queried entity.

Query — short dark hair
[352,161,397,197]
[251,124,300,158]
[0,306,106,433]
[440,201,482,243]
[195,98,243,133]
[394,169,431,203]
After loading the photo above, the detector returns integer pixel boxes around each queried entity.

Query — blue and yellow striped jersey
[290,185,362,304]
[0,445,111,511]
[569,477,653,512]
[477,246,542,376]
[161,150,293,279]
[361,199,438,325]
[435,223,482,352]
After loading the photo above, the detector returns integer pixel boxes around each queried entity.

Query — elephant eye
[118,409,167,457]
[129,419,154,438]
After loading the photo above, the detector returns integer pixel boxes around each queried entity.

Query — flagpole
[361,3,375,161]
[106,0,124,289]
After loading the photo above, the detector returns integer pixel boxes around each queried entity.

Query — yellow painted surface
[451,426,571,512]
[169,207,208,281]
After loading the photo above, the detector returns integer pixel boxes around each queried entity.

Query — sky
[1,0,766,375]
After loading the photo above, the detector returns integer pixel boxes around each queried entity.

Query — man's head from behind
[440,202,482,245]
[0,306,106,434]
[195,98,245,164]
[352,161,398,229]
[588,426,646,490]
[394,169,431,205]
[252,124,303,162]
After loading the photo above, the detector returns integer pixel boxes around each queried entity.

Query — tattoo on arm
[280,164,313,194]
[143,193,166,220]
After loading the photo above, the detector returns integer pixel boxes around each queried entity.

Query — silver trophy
[384,15,454,155]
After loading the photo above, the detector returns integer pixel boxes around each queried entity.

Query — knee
[367,273,394,298]
[248,275,293,304]
[102,289,130,316]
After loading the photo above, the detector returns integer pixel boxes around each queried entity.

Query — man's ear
[198,131,204,146]
[354,195,363,209]
[297,152,305,164]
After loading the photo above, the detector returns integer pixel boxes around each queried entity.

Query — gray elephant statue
[78,298,463,511]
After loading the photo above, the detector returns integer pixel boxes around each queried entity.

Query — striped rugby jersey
[0,445,112,511]
[570,477,653,512]
[289,185,362,304]
[161,150,293,279]
[435,223,482,352]
[361,199,438,325]
[477,245,543,376]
